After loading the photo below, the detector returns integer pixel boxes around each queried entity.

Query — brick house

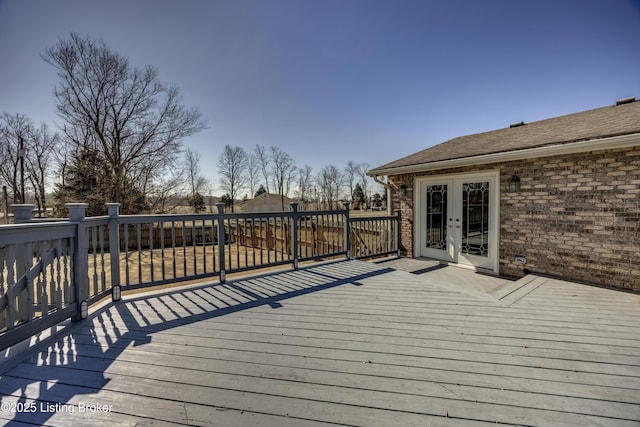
[368,98,640,291]
[234,193,294,213]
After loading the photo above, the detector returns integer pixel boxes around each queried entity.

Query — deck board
[1,259,640,426]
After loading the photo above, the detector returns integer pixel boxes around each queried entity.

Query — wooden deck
[1,259,639,426]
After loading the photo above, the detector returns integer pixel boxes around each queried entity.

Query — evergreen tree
[188,192,206,213]
[220,193,233,210]
[372,193,383,208]
[254,184,267,198]
[352,183,366,210]
[53,147,110,216]
[53,146,148,216]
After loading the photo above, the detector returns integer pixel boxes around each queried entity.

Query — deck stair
[490,274,547,306]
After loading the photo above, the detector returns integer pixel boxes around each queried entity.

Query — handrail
[0,222,76,245]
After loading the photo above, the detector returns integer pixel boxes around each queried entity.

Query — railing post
[394,208,401,257]
[10,204,35,322]
[290,202,299,270]
[343,201,351,259]
[216,203,226,283]
[67,203,89,320]
[106,203,121,301]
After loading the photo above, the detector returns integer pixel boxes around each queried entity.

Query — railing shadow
[0,259,394,425]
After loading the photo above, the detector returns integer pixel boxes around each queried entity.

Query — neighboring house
[368,97,640,291]
[233,193,294,213]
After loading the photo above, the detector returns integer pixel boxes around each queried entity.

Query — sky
[1,0,640,194]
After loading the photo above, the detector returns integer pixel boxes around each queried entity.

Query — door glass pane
[425,185,447,250]
[462,182,489,257]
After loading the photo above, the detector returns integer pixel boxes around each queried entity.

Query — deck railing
[0,202,398,351]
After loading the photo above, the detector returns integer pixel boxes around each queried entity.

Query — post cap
[66,203,89,222]
[10,204,35,223]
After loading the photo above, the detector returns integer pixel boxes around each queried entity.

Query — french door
[417,172,498,272]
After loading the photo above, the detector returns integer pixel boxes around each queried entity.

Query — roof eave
[367,133,640,177]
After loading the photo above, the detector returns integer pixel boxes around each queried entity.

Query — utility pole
[19,136,25,204]
[2,185,8,224]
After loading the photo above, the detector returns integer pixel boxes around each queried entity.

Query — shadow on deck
[0,260,395,425]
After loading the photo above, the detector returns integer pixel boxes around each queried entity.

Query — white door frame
[414,170,500,273]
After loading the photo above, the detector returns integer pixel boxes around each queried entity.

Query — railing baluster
[259,218,264,265]
[180,220,186,277]
[55,239,62,309]
[216,203,226,282]
[201,220,207,274]
[91,225,98,296]
[99,224,106,292]
[39,241,47,317]
[49,242,56,310]
[171,221,177,279]
[267,218,272,265]
[243,219,248,268]
[137,223,142,284]
[211,218,218,273]
[324,215,328,255]
[232,219,238,268]
[226,217,232,271]
[24,256,34,322]
[149,223,154,283]
[280,216,285,262]
[330,213,334,253]
[5,246,15,329]
[191,220,197,274]
[160,221,166,281]
[64,239,72,305]
[21,242,33,322]
[124,224,130,285]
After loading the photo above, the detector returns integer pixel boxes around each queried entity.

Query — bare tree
[270,146,296,210]
[254,144,271,193]
[217,145,247,212]
[43,32,205,213]
[26,123,59,216]
[184,148,211,213]
[246,152,260,198]
[344,161,359,206]
[296,165,313,207]
[185,148,210,197]
[284,164,297,199]
[0,113,56,213]
[1,114,25,204]
[333,166,344,206]
[145,167,187,214]
[316,165,341,210]
[358,162,371,210]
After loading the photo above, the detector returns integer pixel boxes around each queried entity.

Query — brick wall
[499,147,640,291]
[388,146,640,291]
[388,174,415,256]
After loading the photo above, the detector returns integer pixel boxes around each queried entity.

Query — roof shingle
[369,100,640,174]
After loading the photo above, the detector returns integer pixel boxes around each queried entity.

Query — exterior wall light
[399,185,407,199]
[508,175,520,192]
[80,300,88,319]
[112,285,122,301]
